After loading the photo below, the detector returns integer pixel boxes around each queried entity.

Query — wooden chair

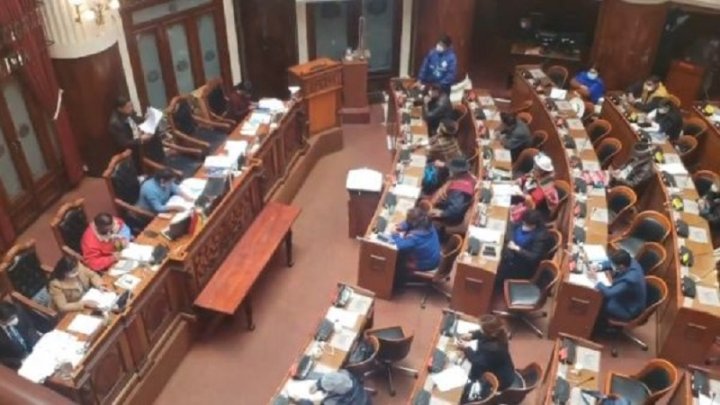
[692,170,720,197]
[345,335,380,395]
[587,119,612,146]
[636,242,666,275]
[364,326,418,396]
[4,290,58,333]
[582,100,598,124]
[604,358,678,404]
[611,211,672,256]
[166,94,231,153]
[676,135,699,171]
[493,362,543,404]
[596,137,622,170]
[549,180,571,223]
[494,260,560,338]
[195,78,238,126]
[517,111,533,126]
[464,372,499,404]
[606,276,667,357]
[607,186,638,234]
[512,99,533,114]
[512,148,540,178]
[406,234,463,309]
[532,130,548,149]
[103,150,155,234]
[140,131,205,179]
[546,65,569,88]
[682,117,708,138]
[50,198,88,263]
[0,240,52,308]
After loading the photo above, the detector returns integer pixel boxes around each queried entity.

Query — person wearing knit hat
[296,370,370,405]
[610,139,654,189]
[429,156,477,226]
[457,315,516,390]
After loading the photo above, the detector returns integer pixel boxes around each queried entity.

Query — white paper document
[657,163,688,175]
[590,208,609,224]
[555,100,573,111]
[689,226,709,244]
[663,153,681,165]
[139,107,163,134]
[115,274,141,291]
[346,294,373,315]
[478,96,494,106]
[566,118,584,131]
[392,184,421,200]
[581,160,600,172]
[431,366,468,391]
[491,194,512,208]
[81,288,118,311]
[203,155,236,171]
[684,199,700,216]
[67,314,104,335]
[492,184,522,196]
[409,154,427,168]
[258,98,286,113]
[346,168,383,192]
[455,320,479,335]
[468,226,503,244]
[326,306,360,329]
[574,346,601,372]
[550,88,568,100]
[329,328,356,352]
[120,243,154,262]
[494,149,511,162]
[583,244,608,262]
[529,68,545,79]
[108,259,136,277]
[697,286,720,307]
[18,331,85,383]
[283,379,325,403]
[178,178,208,200]
[224,140,249,160]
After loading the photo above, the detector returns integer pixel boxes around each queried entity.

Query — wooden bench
[194,201,301,333]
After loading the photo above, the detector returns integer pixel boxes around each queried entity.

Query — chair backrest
[677,135,698,158]
[517,112,533,125]
[532,260,560,307]
[438,235,463,278]
[205,80,228,116]
[637,358,678,402]
[167,95,198,135]
[597,138,621,169]
[587,119,612,144]
[532,130,548,149]
[629,211,670,244]
[373,328,414,363]
[545,229,562,259]
[512,148,540,175]
[494,362,543,404]
[344,336,380,377]
[468,147,480,175]
[464,372,500,405]
[0,241,47,300]
[621,276,667,329]
[636,242,666,275]
[683,117,707,138]
[667,94,682,108]
[693,170,719,197]
[103,150,141,206]
[607,186,637,218]
[582,101,596,121]
[512,99,533,114]
[546,65,569,88]
[452,103,468,124]
[50,198,88,257]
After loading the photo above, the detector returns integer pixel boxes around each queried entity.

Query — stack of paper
[178,178,208,200]
[120,243,154,262]
[67,314,104,335]
[18,331,86,383]
[468,226,503,244]
[115,274,142,291]
[657,163,688,175]
[108,259,136,277]
[139,107,164,134]
[165,195,194,211]
[392,184,421,200]
[81,288,118,311]
[583,244,608,263]
[550,88,568,100]
[346,168,383,192]
[224,140,248,160]
[203,155,236,171]
[431,366,468,391]
[326,306,360,329]
[258,98,286,114]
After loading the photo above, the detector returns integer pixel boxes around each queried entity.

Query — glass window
[313,2,350,61]
[363,0,394,72]
[0,125,24,200]
[137,32,168,108]
[132,0,211,25]
[197,13,221,80]
[166,23,195,94]
[2,81,48,181]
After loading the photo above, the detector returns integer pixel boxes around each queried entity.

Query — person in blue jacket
[417,34,457,94]
[391,208,441,282]
[590,249,647,324]
[570,67,606,104]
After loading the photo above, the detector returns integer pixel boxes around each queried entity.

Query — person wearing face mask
[423,83,453,136]
[495,209,549,287]
[81,213,133,272]
[570,67,606,104]
[49,256,105,314]
[136,168,192,215]
[294,369,370,405]
[0,302,42,369]
[417,34,457,94]
[391,208,441,284]
[626,76,669,112]
[648,99,683,143]
[589,249,646,330]
[609,140,654,190]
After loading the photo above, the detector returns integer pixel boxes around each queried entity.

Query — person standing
[417,34,458,94]
[109,96,156,171]
[570,67,606,103]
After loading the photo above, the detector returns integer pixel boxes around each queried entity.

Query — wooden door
[237,0,298,98]
[0,78,66,232]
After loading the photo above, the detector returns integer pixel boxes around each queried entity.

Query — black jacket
[655,108,683,142]
[701,193,720,230]
[462,332,516,390]
[0,305,41,369]
[423,93,453,136]
[501,121,532,152]
[109,110,143,150]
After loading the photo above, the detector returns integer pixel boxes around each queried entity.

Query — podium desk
[288,58,342,135]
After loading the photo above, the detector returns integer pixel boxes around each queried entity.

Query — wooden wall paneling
[52,44,128,177]
[590,0,669,90]
[411,0,477,80]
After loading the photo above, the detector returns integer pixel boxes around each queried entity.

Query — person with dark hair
[496,209,550,286]
[589,249,646,325]
[499,112,532,161]
[0,302,41,369]
[49,256,104,313]
[417,34,457,93]
[227,81,254,122]
[457,315,516,391]
[423,120,462,194]
[391,208,441,280]
[81,212,133,272]
[423,83,453,136]
[429,157,477,226]
[649,98,683,143]
[609,140,654,189]
[136,168,191,214]
[699,180,720,234]
[294,369,370,405]
[109,96,156,171]
[626,76,669,112]
[570,67,606,103]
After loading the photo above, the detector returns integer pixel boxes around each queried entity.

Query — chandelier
[68,0,120,26]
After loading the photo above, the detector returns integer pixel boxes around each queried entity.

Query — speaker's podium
[288,58,343,136]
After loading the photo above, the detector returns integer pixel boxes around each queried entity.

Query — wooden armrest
[163,141,204,157]
[171,129,210,152]
[60,246,85,264]
[193,114,231,130]
[10,292,57,319]
[143,157,182,178]
[210,111,237,126]
[40,264,53,274]
[114,199,155,220]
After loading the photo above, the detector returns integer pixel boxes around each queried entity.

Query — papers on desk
[568,272,610,288]
[528,68,545,79]
[491,194,512,208]
[346,168,383,192]
[346,293,373,315]
[566,118,584,131]
[203,155,236,171]
[392,184,421,200]
[19,331,85,383]
[329,328,356,352]
[492,183,522,196]
[120,243,154,262]
[108,259,136,277]
[138,107,163,134]
[455,320,478,335]
[582,160,601,172]
[588,186,606,198]
[468,225,503,244]
[583,244,608,263]
[283,379,325,403]
[494,149,511,162]
[674,175,692,190]
[478,96,494,107]
[664,153,682,165]
[258,98,286,114]
[589,208,609,224]
[684,199,700,216]
[555,100,573,111]
[431,365,468,392]
[550,88,568,100]
[657,163,688,175]
[178,178,208,201]
[115,274,141,291]
[486,218,507,232]
[81,288,118,311]
[409,154,427,168]
[689,226,709,244]
[574,346,601,372]
[67,314,104,336]
[697,285,720,307]
[225,140,249,160]
[240,122,260,136]
[326,306,360,330]
[165,195,194,211]
[698,393,714,405]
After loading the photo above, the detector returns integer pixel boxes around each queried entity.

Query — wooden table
[537,334,604,405]
[668,366,720,405]
[194,202,301,332]
[601,96,720,367]
[271,284,375,403]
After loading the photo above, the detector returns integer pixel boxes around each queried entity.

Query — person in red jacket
[81,213,132,272]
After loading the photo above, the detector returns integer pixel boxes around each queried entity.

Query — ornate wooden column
[591,0,668,90]
[411,0,476,80]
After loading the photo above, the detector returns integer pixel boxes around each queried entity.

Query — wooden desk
[601,97,720,367]
[194,202,301,331]
[668,366,720,405]
[690,104,720,175]
[410,310,481,404]
[271,284,375,403]
[538,334,604,405]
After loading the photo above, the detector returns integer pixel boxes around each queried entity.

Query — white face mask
[658,108,669,115]
[435,44,444,53]
[4,317,19,327]
[644,84,654,92]
[587,72,598,80]
[711,184,719,193]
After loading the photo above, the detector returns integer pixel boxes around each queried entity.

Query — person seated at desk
[136,168,192,215]
[423,120,463,195]
[227,81,254,122]
[626,76,669,112]
[416,34,457,94]
[81,213,132,272]
[423,83,453,137]
[429,157,477,227]
[496,209,549,286]
[609,140,654,190]
[49,257,105,314]
[699,181,720,232]
[0,302,42,369]
[589,249,647,327]
[457,314,516,391]
[511,153,558,222]
[648,99,683,143]
[570,67,606,104]
[390,208,441,283]
[294,370,370,405]
[499,112,532,161]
